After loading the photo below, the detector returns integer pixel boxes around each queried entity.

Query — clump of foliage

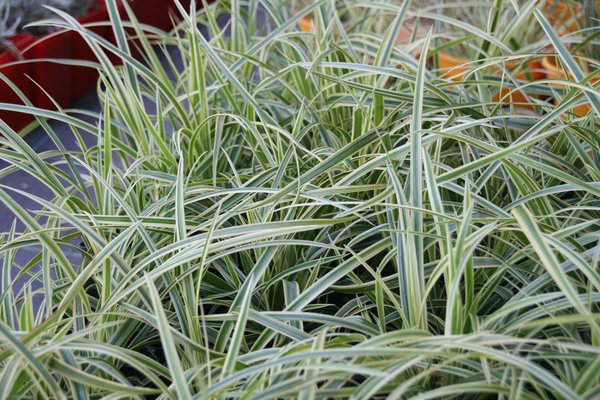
[0,0,598,398]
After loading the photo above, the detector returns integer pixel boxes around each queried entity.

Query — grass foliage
[0,0,599,398]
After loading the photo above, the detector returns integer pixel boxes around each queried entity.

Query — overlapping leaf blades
[0,0,599,398]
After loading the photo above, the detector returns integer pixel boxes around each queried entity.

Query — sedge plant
[0,0,598,398]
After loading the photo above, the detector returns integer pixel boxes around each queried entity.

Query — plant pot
[0,33,36,132]
[71,0,111,98]
[541,55,599,117]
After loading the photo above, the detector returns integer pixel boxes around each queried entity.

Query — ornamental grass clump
[0,0,599,398]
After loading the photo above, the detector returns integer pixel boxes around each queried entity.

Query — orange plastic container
[437,52,470,81]
[541,55,599,117]
[492,59,545,109]
[298,16,312,33]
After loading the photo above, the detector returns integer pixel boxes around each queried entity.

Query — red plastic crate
[0,33,36,132]
[29,31,73,110]
[145,0,198,32]
[1,0,216,131]
[71,0,111,98]
[140,0,167,31]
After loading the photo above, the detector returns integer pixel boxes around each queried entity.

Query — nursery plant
[0,0,599,398]
[0,0,19,47]
[1,0,93,36]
